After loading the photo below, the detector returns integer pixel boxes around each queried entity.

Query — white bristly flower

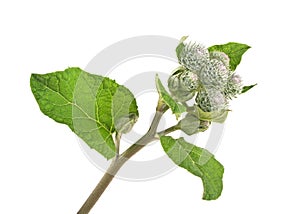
[178,42,209,71]
[198,59,230,90]
[210,51,230,69]
[196,88,228,112]
[224,74,243,99]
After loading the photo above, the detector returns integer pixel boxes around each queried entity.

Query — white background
[1,0,299,213]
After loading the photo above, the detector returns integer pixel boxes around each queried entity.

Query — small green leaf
[30,67,138,159]
[242,84,257,94]
[160,136,224,200]
[196,106,229,123]
[176,36,188,60]
[155,74,186,118]
[208,42,251,71]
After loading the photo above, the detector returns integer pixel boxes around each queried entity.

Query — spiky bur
[196,88,228,112]
[173,38,254,120]
[180,70,200,91]
[178,42,209,71]
[168,67,200,102]
[224,74,243,99]
[177,41,232,91]
[209,51,230,69]
[198,59,229,90]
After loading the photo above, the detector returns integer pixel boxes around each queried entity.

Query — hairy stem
[115,132,121,158]
[156,124,180,137]
[77,101,167,214]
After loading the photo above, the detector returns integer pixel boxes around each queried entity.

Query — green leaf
[242,84,257,93]
[160,136,224,200]
[155,74,186,118]
[196,106,229,123]
[208,42,251,71]
[176,36,188,60]
[30,67,138,159]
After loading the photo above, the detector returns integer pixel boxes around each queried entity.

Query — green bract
[242,84,257,94]
[155,74,186,118]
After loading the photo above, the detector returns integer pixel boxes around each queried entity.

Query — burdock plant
[30,36,255,213]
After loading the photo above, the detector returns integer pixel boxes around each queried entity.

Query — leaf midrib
[41,81,111,134]
[176,140,219,194]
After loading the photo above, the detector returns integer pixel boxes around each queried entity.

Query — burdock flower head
[224,74,243,99]
[196,88,228,112]
[178,42,209,71]
[169,36,254,128]
[168,67,200,102]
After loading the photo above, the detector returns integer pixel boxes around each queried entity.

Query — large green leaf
[155,74,186,119]
[30,67,138,159]
[208,42,251,71]
[160,136,224,200]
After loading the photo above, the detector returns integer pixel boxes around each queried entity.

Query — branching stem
[77,100,169,214]
[156,124,180,138]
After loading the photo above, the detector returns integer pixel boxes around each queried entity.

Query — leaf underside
[160,136,224,200]
[30,67,138,159]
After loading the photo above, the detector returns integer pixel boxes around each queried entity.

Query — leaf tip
[30,73,39,80]
[30,73,43,88]
[155,73,159,80]
[179,35,189,43]
[202,192,222,201]
[241,83,257,93]
[155,74,161,89]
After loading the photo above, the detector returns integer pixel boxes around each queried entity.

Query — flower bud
[180,70,200,91]
[196,88,228,112]
[168,68,199,102]
[224,74,243,99]
[179,113,211,135]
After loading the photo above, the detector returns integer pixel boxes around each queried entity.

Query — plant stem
[115,132,121,158]
[77,101,167,214]
[156,124,180,137]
